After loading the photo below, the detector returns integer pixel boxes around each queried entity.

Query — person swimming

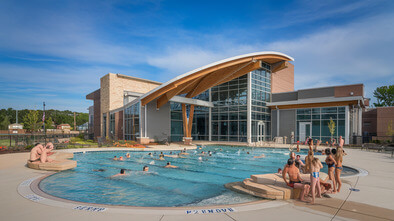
[113,156,118,161]
[126,153,130,158]
[158,152,165,160]
[93,169,105,172]
[119,156,124,161]
[164,162,178,168]
[143,166,149,172]
[111,169,126,177]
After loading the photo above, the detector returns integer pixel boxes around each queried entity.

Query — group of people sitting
[29,142,55,163]
[281,136,346,204]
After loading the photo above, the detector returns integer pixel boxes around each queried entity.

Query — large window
[251,67,271,142]
[102,114,107,138]
[296,106,346,143]
[124,102,140,140]
[211,75,248,142]
[109,113,115,139]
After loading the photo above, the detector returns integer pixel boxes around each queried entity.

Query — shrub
[77,133,85,139]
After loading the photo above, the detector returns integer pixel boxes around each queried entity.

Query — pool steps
[26,152,77,171]
[225,173,328,200]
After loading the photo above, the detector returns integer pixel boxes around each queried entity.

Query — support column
[187,105,195,137]
[345,105,350,145]
[182,104,194,145]
[209,89,212,141]
[247,72,252,144]
[277,108,280,137]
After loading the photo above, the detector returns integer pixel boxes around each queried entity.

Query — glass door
[299,122,311,142]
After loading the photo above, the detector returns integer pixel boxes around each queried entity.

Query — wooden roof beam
[186,60,261,98]
[156,78,201,109]
[140,57,253,106]
[271,61,288,73]
[185,63,248,98]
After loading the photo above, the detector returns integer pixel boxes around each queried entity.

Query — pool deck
[1,147,394,221]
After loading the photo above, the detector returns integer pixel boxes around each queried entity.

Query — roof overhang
[267,96,365,109]
[140,51,294,108]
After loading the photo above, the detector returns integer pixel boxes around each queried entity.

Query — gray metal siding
[279,109,296,142]
[271,110,277,137]
[272,92,298,102]
[146,100,171,141]
[298,87,334,99]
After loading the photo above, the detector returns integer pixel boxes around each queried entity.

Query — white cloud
[265,13,394,100]
[146,12,394,103]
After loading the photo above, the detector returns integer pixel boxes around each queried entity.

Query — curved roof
[140,51,294,108]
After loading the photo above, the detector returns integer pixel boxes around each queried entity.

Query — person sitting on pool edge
[282,158,310,202]
[295,154,305,172]
[164,162,177,168]
[29,143,54,163]
[111,169,126,177]
[143,166,149,172]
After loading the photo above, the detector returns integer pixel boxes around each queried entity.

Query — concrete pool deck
[1,147,394,220]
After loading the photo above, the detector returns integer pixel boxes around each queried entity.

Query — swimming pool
[39,146,355,207]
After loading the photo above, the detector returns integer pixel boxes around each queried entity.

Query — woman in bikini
[325,148,337,193]
[310,157,323,204]
[334,147,344,192]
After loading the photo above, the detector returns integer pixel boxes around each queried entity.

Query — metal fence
[0,133,80,149]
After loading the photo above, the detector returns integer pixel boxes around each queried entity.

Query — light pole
[43,102,46,144]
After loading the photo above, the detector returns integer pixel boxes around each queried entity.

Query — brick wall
[334,84,364,98]
[99,73,161,137]
[115,111,123,140]
[377,107,394,137]
[271,62,294,93]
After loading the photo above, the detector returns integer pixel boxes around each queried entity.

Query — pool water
[39,146,355,207]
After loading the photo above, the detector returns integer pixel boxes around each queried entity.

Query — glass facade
[169,62,272,142]
[296,106,346,143]
[109,113,115,139]
[211,74,248,142]
[124,102,140,140]
[251,66,271,142]
[102,114,107,138]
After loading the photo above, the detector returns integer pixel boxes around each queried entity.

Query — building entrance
[257,121,265,142]
[299,122,311,142]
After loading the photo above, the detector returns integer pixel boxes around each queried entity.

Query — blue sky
[0,0,393,112]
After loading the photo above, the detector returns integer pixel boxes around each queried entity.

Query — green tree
[45,117,54,129]
[23,110,39,132]
[373,85,394,107]
[0,115,10,130]
[328,117,336,142]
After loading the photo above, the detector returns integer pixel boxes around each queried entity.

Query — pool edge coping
[19,147,368,215]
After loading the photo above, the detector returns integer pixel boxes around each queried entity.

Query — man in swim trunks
[282,158,310,202]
